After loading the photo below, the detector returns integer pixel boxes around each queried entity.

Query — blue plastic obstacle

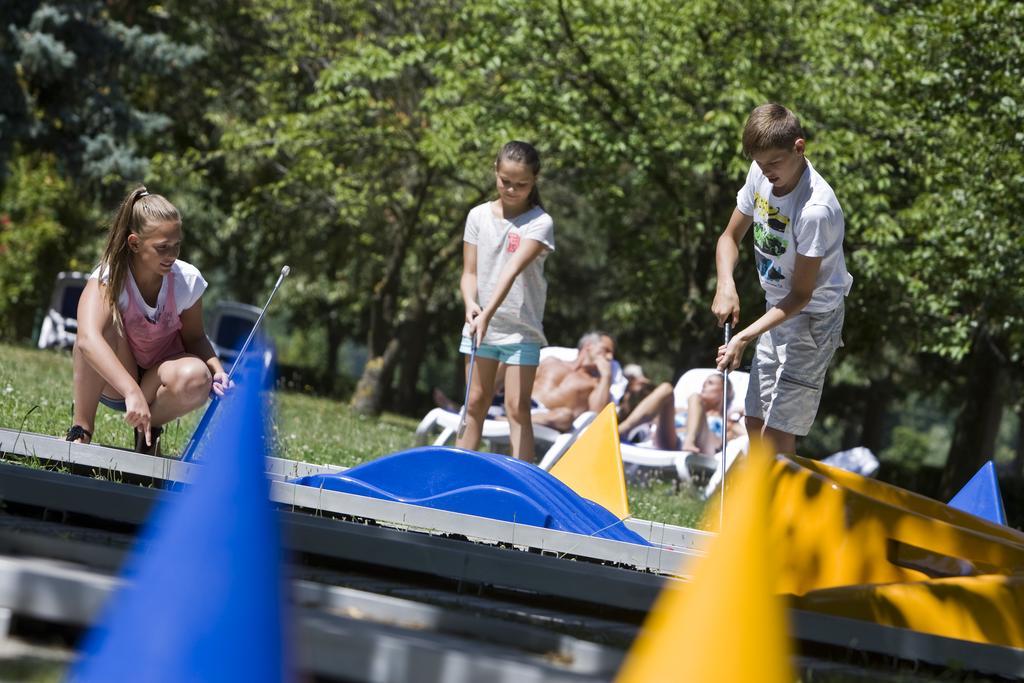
[294,447,651,546]
[70,343,290,682]
[948,460,1007,526]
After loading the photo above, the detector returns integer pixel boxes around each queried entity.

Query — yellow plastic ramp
[617,443,793,683]
[793,573,1024,649]
[793,455,1024,546]
[766,455,1024,596]
[549,403,630,519]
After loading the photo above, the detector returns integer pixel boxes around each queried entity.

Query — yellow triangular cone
[549,403,630,519]
[617,441,793,683]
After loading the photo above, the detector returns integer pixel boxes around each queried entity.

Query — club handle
[723,321,732,345]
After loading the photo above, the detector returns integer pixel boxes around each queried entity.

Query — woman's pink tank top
[123,271,186,369]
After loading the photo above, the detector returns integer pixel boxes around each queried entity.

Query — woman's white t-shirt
[90,260,207,322]
[463,202,555,345]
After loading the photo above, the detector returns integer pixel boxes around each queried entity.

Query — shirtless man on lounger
[432,331,619,431]
[531,332,616,432]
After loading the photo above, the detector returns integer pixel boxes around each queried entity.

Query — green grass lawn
[0,342,707,528]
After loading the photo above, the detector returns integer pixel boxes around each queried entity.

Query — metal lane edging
[0,428,706,571]
[0,463,672,612]
[273,479,695,575]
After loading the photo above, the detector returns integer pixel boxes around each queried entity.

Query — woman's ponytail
[99,186,180,332]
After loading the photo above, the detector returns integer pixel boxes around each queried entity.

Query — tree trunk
[939,335,1007,499]
[395,315,429,413]
[358,220,412,409]
[350,337,401,416]
[324,312,344,396]
[860,378,892,455]
[366,215,409,357]
[366,289,395,357]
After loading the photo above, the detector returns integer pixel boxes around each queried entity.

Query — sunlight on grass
[0,343,201,452]
[273,392,418,467]
[629,482,708,530]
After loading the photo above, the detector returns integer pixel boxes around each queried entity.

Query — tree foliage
[0,153,74,339]
[2,0,1022,485]
[1,1,203,191]
[0,0,208,339]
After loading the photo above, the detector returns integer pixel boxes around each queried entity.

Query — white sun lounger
[36,271,89,351]
[617,368,750,491]
[414,346,625,453]
[540,365,876,498]
[414,407,598,455]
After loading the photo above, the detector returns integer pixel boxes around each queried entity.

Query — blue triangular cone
[69,347,291,682]
[948,460,1007,526]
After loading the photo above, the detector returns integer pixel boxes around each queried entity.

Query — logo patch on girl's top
[507,232,520,253]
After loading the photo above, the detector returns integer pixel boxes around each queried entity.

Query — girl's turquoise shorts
[459,337,541,366]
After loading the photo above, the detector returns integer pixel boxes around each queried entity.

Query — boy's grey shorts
[744,302,845,437]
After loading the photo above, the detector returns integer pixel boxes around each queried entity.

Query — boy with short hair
[712,103,853,454]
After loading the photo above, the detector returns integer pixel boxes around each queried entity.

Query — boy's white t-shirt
[736,159,853,313]
[463,202,555,345]
[90,259,208,322]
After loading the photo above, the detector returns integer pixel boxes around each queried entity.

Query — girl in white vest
[456,141,555,462]
[67,186,229,455]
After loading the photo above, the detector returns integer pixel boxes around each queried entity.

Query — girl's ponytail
[496,141,543,209]
[99,186,180,332]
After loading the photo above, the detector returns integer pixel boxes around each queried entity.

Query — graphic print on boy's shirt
[752,192,789,283]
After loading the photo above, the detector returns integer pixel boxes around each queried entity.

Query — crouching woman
[67,186,228,455]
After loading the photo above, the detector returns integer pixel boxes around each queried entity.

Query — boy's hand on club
[712,288,740,327]
[717,336,749,371]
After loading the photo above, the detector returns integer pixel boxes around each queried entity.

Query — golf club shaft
[227,265,290,382]
[721,321,732,531]
[456,334,478,440]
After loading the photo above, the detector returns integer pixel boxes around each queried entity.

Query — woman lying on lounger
[616,372,743,455]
